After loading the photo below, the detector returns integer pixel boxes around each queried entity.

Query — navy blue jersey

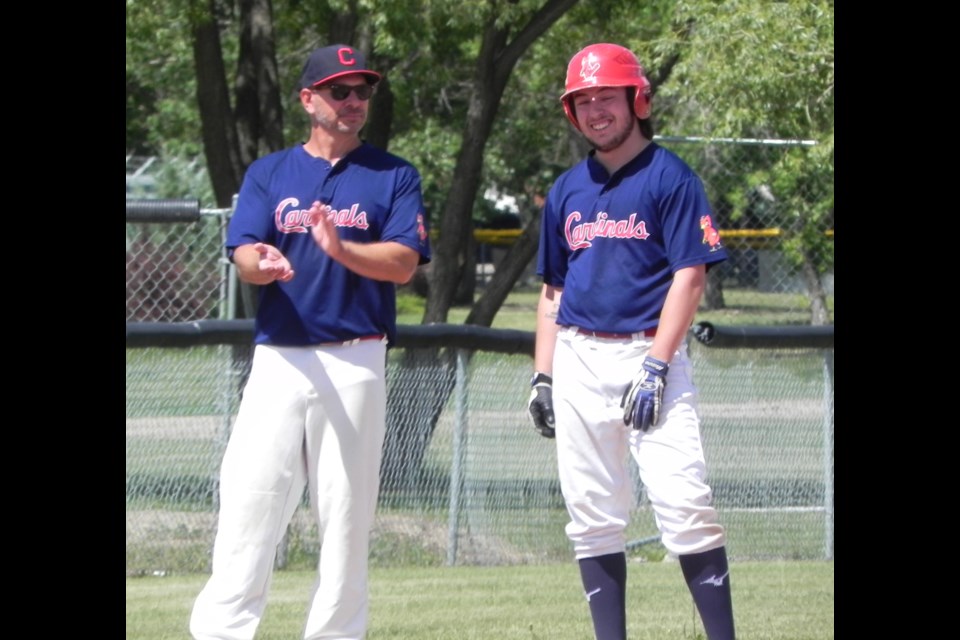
[537,142,726,334]
[227,143,431,346]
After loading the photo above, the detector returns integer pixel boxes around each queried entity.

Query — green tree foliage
[654,0,834,323]
[658,0,834,139]
[126,0,834,322]
[127,0,834,491]
[126,0,210,158]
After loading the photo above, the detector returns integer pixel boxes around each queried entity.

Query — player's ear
[300,87,317,111]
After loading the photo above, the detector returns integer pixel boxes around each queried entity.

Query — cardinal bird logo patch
[416,213,428,246]
[700,215,722,250]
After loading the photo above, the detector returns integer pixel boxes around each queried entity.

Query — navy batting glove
[621,356,670,432]
[528,372,556,438]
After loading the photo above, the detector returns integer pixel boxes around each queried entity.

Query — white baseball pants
[552,327,726,559]
[190,339,387,640]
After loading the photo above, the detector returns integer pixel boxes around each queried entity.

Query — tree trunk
[381,349,457,494]
[364,77,394,151]
[422,0,579,324]
[702,267,726,310]
[800,250,830,325]
[382,0,579,496]
[466,210,541,327]
[235,0,285,166]
[192,0,244,208]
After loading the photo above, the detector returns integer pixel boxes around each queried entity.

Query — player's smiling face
[572,87,634,153]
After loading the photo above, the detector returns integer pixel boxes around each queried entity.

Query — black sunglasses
[313,83,375,101]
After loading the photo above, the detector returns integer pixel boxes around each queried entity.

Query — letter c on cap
[337,47,357,66]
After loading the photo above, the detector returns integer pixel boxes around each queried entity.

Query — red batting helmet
[560,43,652,130]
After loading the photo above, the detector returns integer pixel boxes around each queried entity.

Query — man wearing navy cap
[189,44,431,640]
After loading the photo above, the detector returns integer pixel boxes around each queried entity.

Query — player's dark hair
[628,87,655,140]
[639,118,654,140]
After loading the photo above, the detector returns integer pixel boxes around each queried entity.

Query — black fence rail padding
[126,320,833,352]
[395,323,535,356]
[126,320,834,352]
[691,321,834,349]
[126,320,255,348]
[125,320,536,355]
[126,198,201,223]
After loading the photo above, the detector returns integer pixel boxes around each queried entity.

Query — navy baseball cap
[298,44,382,89]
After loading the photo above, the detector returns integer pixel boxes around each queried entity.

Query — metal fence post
[446,350,469,566]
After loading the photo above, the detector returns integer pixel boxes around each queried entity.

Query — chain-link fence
[662,137,833,325]
[126,136,833,324]
[126,325,833,575]
[125,216,229,322]
[126,136,834,574]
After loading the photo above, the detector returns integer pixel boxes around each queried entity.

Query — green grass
[126,560,833,639]
[398,287,834,331]
[128,499,829,575]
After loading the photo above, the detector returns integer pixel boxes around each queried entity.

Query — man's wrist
[530,372,553,386]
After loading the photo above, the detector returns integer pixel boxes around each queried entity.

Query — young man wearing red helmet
[527,43,736,640]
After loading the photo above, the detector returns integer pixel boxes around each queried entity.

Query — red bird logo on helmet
[580,53,601,85]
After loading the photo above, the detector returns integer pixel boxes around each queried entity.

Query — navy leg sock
[578,552,627,640]
[678,546,736,640]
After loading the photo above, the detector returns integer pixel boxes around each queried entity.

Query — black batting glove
[621,356,670,432]
[528,372,556,438]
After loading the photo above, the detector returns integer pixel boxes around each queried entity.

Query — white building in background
[483,186,520,215]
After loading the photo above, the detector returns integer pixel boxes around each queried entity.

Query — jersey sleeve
[379,163,432,265]
[659,175,728,273]
[536,181,571,287]
[225,160,276,261]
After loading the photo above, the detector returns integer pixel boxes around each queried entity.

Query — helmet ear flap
[562,97,581,131]
[633,88,652,120]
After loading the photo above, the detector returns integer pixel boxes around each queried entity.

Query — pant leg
[630,343,726,556]
[190,345,312,640]
[302,339,387,640]
[553,329,634,560]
